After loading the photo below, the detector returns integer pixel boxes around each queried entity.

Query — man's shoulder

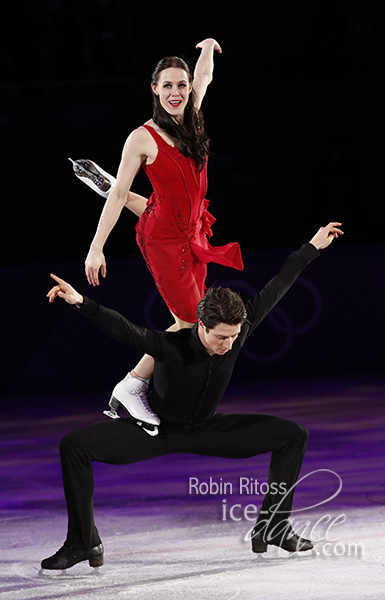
[165,327,196,342]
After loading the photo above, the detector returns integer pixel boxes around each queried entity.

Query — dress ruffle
[190,200,244,271]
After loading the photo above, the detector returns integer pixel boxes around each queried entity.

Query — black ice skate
[69,158,116,198]
[39,542,104,576]
[103,373,160,436]
[251,523,314,553]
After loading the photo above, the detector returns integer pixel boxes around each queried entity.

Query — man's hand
[47,274,84,306]
[310,222,344,250]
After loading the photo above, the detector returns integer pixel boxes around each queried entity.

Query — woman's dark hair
[151,56,210,171]
[196,286,247,330]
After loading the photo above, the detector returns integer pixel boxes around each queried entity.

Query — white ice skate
[103,373,160,436]
[68,158,116,198]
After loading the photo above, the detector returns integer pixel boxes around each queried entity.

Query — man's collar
[191,322,210,357]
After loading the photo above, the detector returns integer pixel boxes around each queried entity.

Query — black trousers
[59,413,309,550]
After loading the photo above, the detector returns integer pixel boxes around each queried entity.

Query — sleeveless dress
[135,124,243,323]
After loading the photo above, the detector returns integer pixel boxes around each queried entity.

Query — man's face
[198,321,241,356]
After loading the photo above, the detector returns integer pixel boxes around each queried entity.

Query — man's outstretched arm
[46,274,163,358]
[245,222,344,335]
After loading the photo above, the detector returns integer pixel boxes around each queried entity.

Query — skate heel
[89,553,104,568]
[109,396,121,411]
[251,538,268,553]
[103,396,120,419]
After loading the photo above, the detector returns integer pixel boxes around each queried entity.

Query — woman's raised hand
[196,38,222,54]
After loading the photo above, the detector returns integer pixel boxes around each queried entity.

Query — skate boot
[251,522,313,553]
[103,373,160,436]
[40,542,104,572]
[69,158,116,198]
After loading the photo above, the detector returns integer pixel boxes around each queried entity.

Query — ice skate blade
[38,566,102,578]
[68,157,113,197]
[103,407,159,436]
[255,548,316,562]
[68,157,111,184]
[103,409,120,419]
[109,394,161,427]
[140,423,159,436]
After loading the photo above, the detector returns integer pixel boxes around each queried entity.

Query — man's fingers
[50,273,66,285]
[46,284,61,302]
[309,222,344,250]
[47,285,59,296]
[328,227,344,237]
[47,274,76,302]
[327,222,343,232]
[323,223,343,238]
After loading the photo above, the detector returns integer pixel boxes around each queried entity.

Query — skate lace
[130,383,158,418]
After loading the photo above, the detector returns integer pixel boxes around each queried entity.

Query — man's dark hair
[196,286,247,330]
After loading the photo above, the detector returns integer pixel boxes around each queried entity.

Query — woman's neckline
[144,119,176,148]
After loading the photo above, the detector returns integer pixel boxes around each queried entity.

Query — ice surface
[1,377,384,599]
[2,507,384,600]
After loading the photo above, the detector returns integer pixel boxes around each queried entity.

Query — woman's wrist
[89,242,103,253]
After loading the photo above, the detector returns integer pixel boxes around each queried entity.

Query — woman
[79,39,243,432]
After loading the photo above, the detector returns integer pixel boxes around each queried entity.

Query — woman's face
[152,67,192,122]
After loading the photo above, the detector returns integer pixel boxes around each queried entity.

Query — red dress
[135,125,243,323]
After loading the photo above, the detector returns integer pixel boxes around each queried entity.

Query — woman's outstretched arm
[193,38,222,109]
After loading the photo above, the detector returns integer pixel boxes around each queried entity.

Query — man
[41,222,343,570]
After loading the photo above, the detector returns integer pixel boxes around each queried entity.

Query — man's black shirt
[78,243,319,425]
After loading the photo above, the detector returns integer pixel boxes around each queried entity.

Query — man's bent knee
[59,431,81,457]
[293,422,309,447]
